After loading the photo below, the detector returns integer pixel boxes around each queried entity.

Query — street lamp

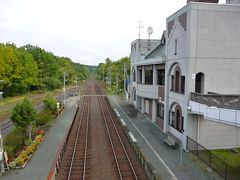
[57,102,60,119]
[0,130,4,173]
[0,80,6,100]
[180,129,185,164]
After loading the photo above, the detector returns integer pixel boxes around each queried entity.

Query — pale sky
[0,0,225,65]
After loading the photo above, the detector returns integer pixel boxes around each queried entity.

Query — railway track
[55,81,147,180]
[97,87,138,179]
[0,120,13,136]
[67,95,90,179]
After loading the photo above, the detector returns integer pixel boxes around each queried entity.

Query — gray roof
[145,31,166,59]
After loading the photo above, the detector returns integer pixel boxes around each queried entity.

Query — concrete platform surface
[1,96,79,180]
[109,95,222,180]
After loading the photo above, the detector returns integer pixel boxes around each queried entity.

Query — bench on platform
[164,135,177,148]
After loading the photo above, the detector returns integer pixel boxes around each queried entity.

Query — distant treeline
[97,57,130,92]
[0,43,90,97]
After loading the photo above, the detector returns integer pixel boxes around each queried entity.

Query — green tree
[43,95,57,114]
[97,57,130,93]
[22,45,60,90]
[0,43,38,96]
[11,99,36,142]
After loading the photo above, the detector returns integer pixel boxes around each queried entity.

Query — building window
[175,70,180,92]
[171,66,185,94]
[169,104,184,133]
[132,68,136,82]
[137,69,142,83]
[157,104,164,119]
[157,69,165,86]
[171,75,174,90]
[181,76,185,94]
[174,39,177,55]
[145,70,153,85]
[195,72,204,94]
[133,88,136,101]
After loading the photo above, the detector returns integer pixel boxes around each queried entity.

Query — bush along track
[8,131,46,169]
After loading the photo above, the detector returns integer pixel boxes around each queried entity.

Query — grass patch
[0,85,76,119]
[0,110,5,116]
[211,148,240,169]
[0,96,25,106]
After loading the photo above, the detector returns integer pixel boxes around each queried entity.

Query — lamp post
[57,102,60,119]
[180,129,184,164]
[0,130,4,173]
[0,80,6,100]
[63,73,66,105]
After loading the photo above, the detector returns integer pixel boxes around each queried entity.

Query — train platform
[1,96,80,180]
[109,95,221,180]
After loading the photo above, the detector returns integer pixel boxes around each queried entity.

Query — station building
[130,0,240,149]
[130,34,165,130]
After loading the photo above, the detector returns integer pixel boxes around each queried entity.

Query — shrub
[26,146,34,155]
[35,129,45,135]
[43,95,57,114]
[4,128,28,158]
[36,110,53,127]
[16,157,25,166]
[19,151,29,161]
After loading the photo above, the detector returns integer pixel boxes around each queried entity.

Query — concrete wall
[188,3,240,94]
[165,5,190,148]
[198,117,240,149]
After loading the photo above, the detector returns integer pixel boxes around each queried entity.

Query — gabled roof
[145,31,166,59]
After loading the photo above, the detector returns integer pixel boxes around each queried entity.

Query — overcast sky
[0,0,225,66]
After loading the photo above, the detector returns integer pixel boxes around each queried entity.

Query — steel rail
[83,96,90,180]
[96,82,138,180]
[98,95,123,180]
[102,96,138,180]
[67,95,89,180]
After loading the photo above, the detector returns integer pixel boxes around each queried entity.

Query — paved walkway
[1,96,80,180]
[109,95,222,180]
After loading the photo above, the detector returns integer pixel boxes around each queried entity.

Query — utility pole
[124,62,129,101]
[116,73,119,87]
[124,62,126,93]
[180,130,184,164]
[75,76,78,95]
[110,71,112,88]
[63,72,66,105]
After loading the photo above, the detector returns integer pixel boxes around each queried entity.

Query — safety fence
[187,136,240,180]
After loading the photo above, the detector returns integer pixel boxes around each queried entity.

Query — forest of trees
[0,43,90,97]
[97,57,130,93]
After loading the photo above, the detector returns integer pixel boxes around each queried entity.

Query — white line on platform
[120,119,126,126]
[114,108,120,117]
[128,132,137,143]
[111,97,178,180]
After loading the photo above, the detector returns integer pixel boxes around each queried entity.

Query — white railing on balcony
[189,100,240,127]
[135,84,165,100]
[136,84,158,99]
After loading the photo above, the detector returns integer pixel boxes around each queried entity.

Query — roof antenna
[147,26,153,50]
[136,21,144,52]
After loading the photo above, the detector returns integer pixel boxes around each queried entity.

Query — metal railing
[187,136,240,180]
[190,92,240,110]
